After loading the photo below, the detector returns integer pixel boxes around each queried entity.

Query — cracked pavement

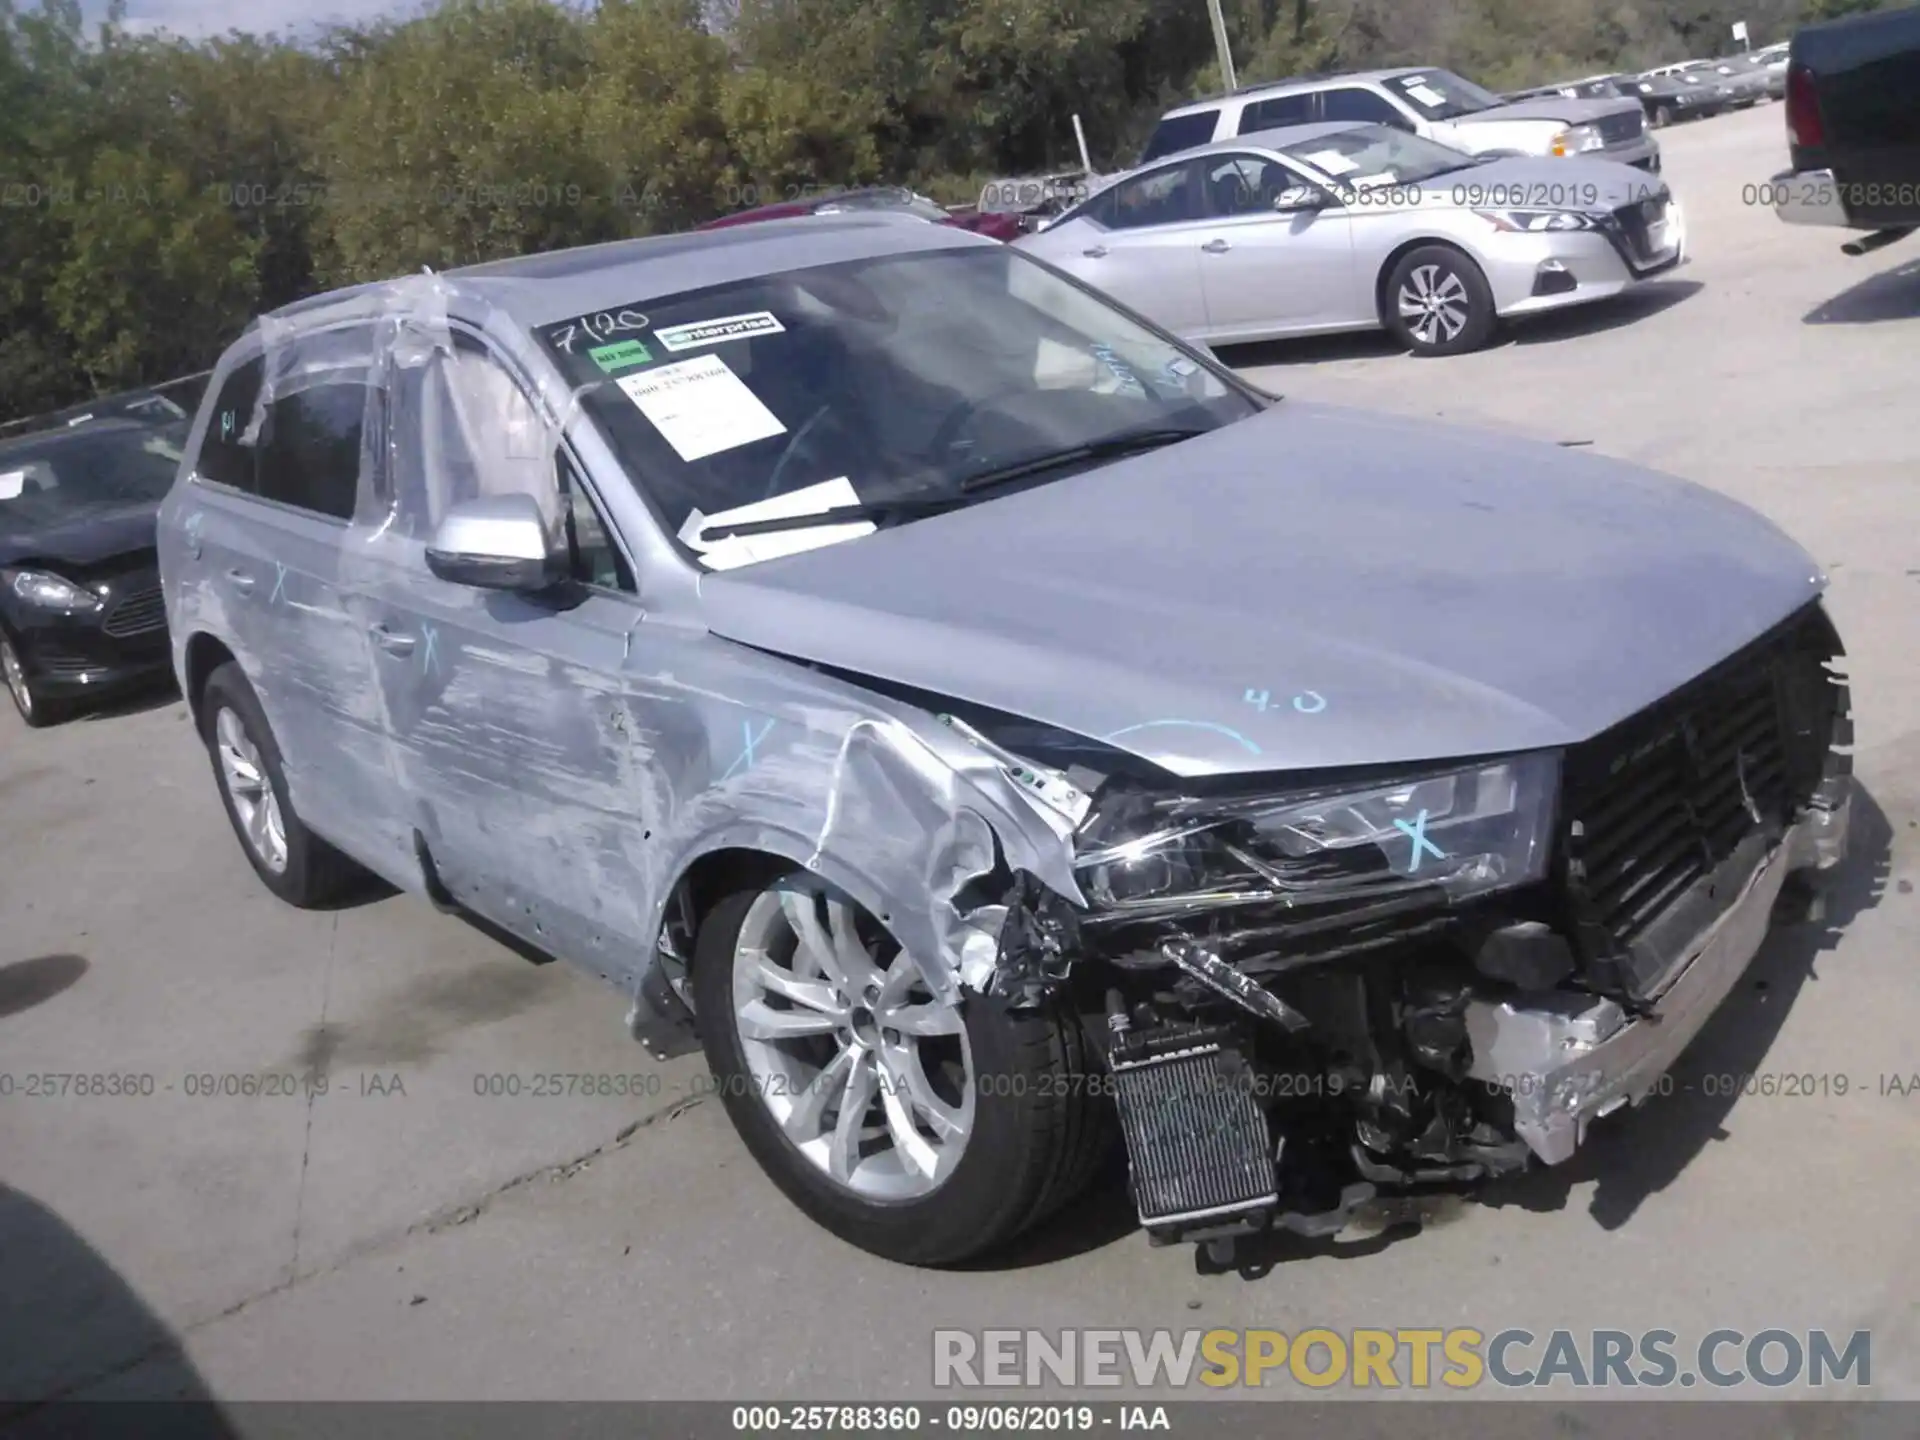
[3,104,1918,1408]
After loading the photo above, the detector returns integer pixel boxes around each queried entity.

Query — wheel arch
[1372,235,1491,326]
[182,631,239,726]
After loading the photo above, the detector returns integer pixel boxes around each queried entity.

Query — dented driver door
[360,324,655,965]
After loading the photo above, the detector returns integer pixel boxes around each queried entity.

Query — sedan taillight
[1786,63,1823,149]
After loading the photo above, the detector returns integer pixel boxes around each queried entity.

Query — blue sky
[76,0,420,39]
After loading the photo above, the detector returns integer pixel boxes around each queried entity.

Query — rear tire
[1383,245,1498,357]
[200,662,365,907]
[692,869,1114,1265]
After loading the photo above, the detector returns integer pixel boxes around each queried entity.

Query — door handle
[1201,238,1231,253]
[226,568,256,595]
[1082,245,1108,258]
[370,623,417,657]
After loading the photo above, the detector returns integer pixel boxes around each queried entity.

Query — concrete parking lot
[4,101,1918,1409]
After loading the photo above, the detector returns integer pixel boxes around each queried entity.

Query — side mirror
[425,493,565,592]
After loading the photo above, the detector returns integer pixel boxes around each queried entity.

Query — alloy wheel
[215,706,289,873]
[0,637,31,720]
[1397,264,1472,348]
[730,876,975,1200]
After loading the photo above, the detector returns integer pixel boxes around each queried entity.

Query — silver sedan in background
[1015,121,1687,356]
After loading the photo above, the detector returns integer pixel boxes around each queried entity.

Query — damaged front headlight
[1076,752,1560,918]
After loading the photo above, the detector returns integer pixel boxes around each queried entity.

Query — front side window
[1139,109,1220,163]
[0,422,185,522]
[1383,70,1504,120]
[535,247,1260,570]
[1201,155,1306,217]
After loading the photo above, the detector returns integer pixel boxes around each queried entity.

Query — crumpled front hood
[698,403,1823,780]
[1457,96,1644,127]
[0,499,160,570]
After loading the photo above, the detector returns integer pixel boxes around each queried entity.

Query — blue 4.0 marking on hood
[698,402,1824,780]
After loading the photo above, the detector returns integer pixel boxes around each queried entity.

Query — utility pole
[1205,0,1239,91]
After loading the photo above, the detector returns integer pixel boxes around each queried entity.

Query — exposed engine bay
[977,603,1853,1254]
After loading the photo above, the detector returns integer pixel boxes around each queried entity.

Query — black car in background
[0,372,211,445]
[1624,71,1733,126]
[0,417,183,726]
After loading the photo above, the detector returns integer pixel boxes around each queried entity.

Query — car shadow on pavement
[0,953,89,1020]
[1479,781,1894,1230]
[74,678,184,725]
[1214,280,1702,371]
[0,1183,239,1437]
[1504,278,1702,345]
[1802,255,1920,324]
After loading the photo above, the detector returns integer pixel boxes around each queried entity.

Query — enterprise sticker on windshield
[654,311,786,352]
[617,352,786,463]
[0,469,26,500]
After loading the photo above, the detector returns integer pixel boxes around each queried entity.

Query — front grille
[36,648,103,680]
[1598,109,1646,145]
[101,573,166,637]
[1604,194,1673,270]
[1558,604,1846,994]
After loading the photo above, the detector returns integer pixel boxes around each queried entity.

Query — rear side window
[1238,94,1315,133]
[1323,88,1409,127]
[197,357,265,492]
[255,384,370,521]
[1140,110,1220,163]
[1107,162,1201,230]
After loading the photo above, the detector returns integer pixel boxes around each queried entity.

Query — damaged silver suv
[158,215,1852,1266]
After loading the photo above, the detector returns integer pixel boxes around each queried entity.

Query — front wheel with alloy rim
[1383,245,1498,356]
[1652,104,1673,128]
[693,870,1115,1265]
[1,633,62,728]
[199,661,365,907]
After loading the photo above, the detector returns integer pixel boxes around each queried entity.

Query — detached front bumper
[1462,788,1851,1164]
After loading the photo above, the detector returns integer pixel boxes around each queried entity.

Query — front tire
[1652,104,1673,128]
[1383,245,1498,357]
[0,632,63,728]
[693,870,1113,1265]
[200,662,363,907]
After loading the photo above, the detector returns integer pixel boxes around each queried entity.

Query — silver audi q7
[158,215,1852,1267]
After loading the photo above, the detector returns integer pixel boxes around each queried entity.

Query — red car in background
[695,185,1027,242]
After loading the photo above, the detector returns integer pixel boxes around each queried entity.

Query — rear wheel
[0,632,62,728]
[693,869,1114,1265]
[1383,246,1498,357]
[200,662,364,907]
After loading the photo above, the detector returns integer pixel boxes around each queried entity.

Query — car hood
[697,403,1823,780]
[1442,155,1667,209]
[1458,95,1643,126]
[0,498,160,570]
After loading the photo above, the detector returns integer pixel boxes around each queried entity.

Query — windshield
[536,247,1260,568]
[1280,124,1481,188]
[0,423,184,524]
[1383,70,1504,120]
